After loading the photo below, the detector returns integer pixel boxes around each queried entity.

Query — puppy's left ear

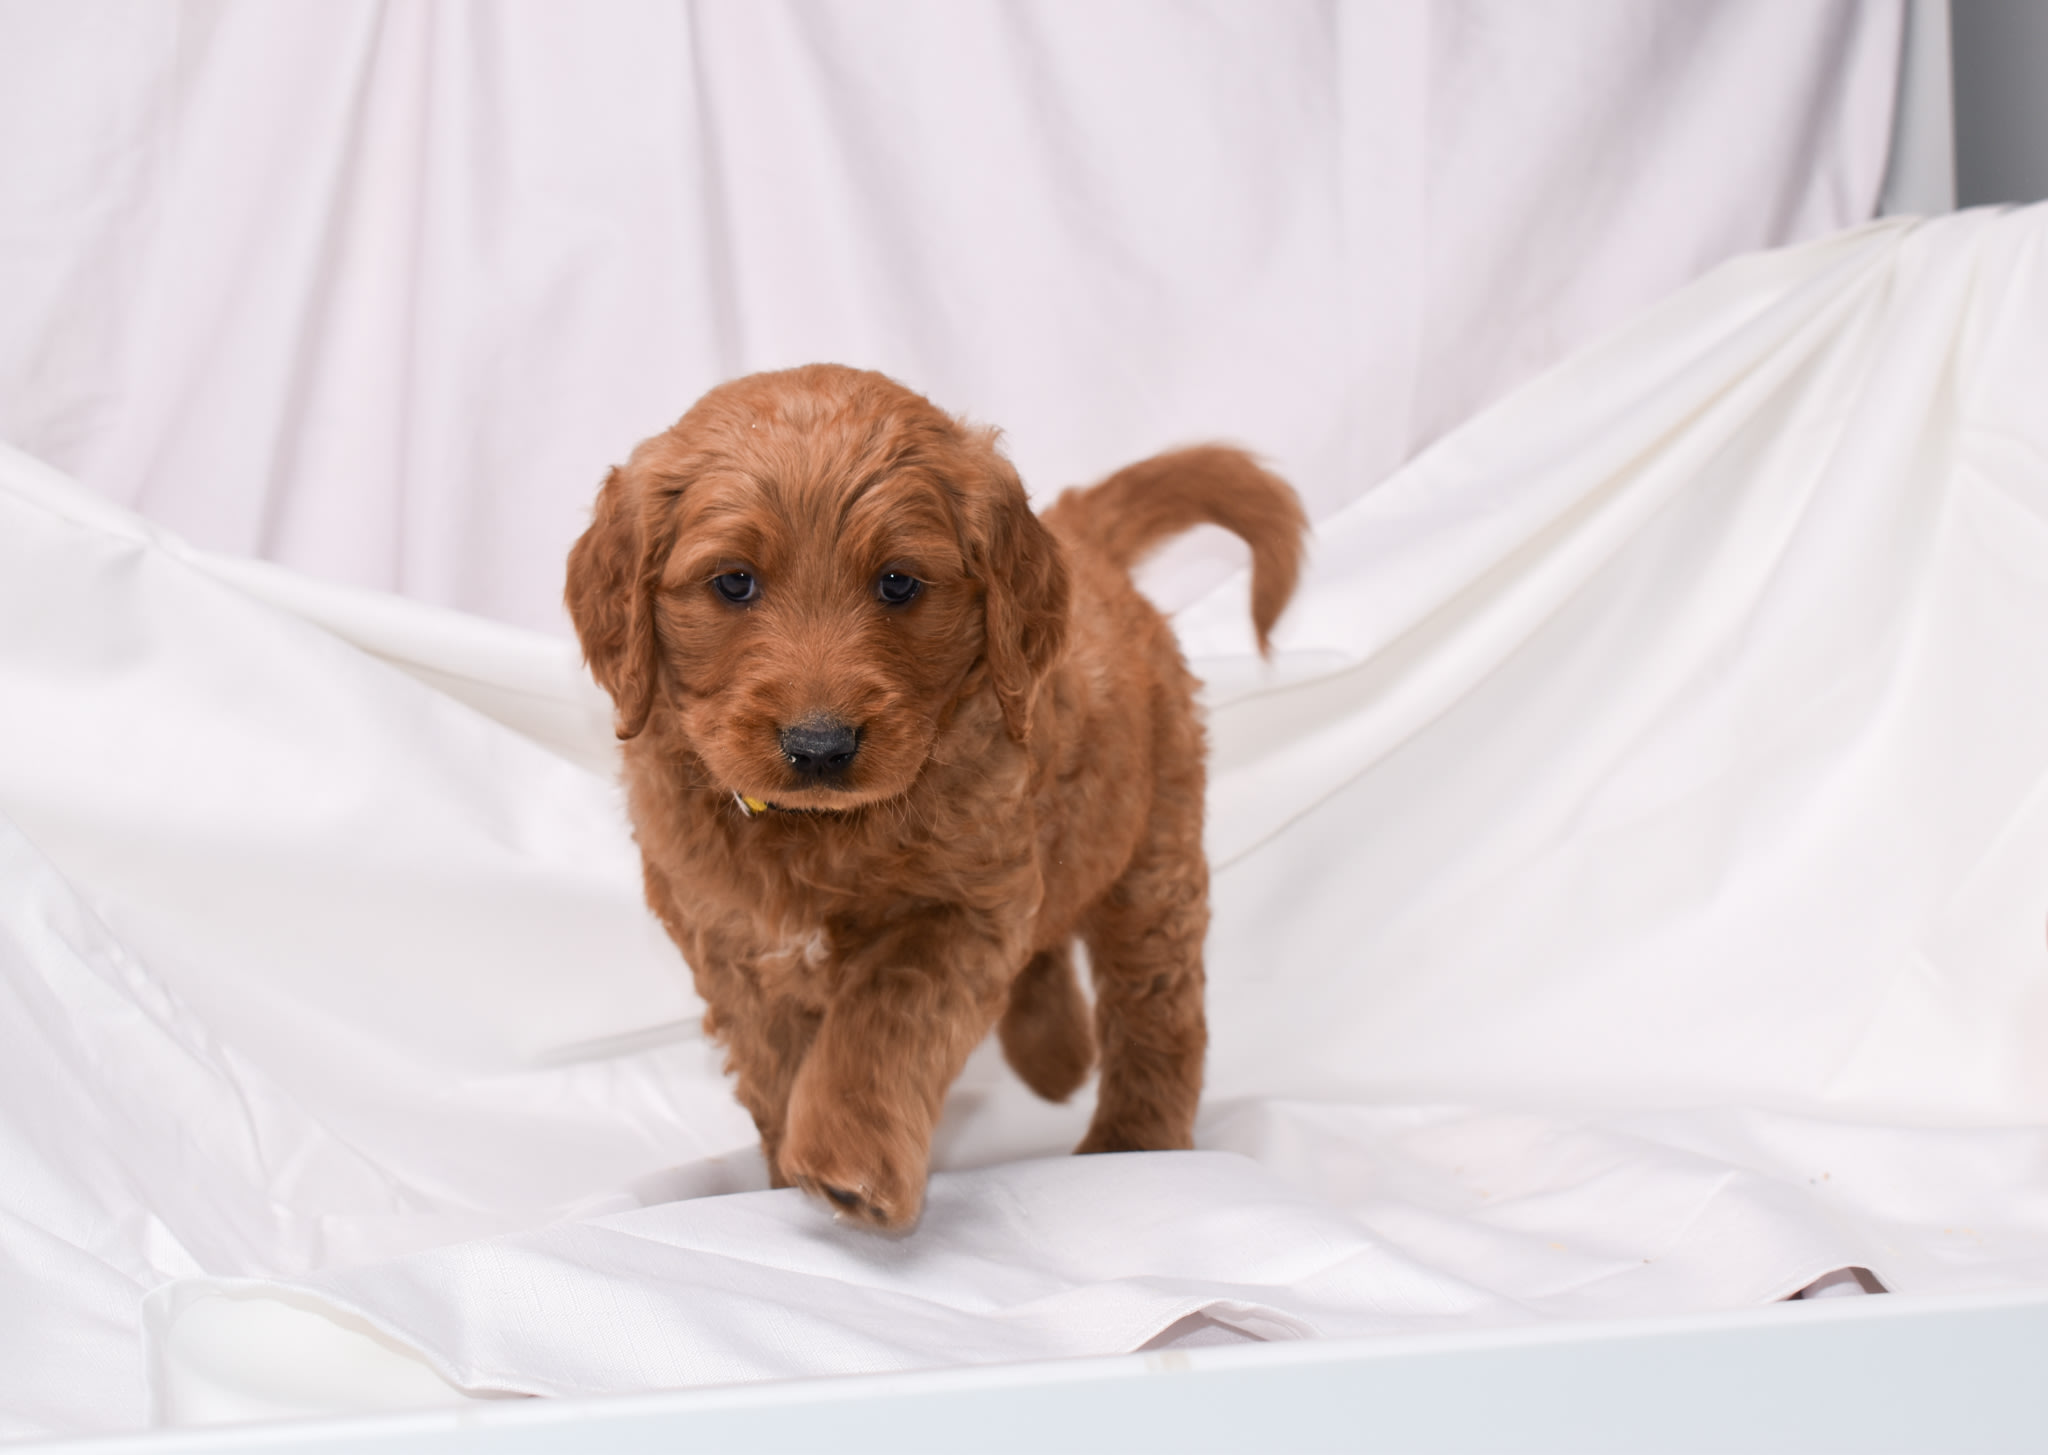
[966,437,1069,742]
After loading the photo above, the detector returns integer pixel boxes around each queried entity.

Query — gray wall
[1953,0,2048,205]
[1881,0,1958,215]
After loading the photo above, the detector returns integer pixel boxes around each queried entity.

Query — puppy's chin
[743,780,903,814]
[724,765,923,814]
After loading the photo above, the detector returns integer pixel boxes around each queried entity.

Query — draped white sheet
[4,205,2047,1438]
[0,1,1901,634]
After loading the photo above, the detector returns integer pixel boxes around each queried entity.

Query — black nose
[779,720,861,779]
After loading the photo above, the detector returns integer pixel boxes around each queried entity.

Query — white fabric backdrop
[3,206,2047,1439]
[0,0,1902,632]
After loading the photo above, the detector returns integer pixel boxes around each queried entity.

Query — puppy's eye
[875,571,923,607]
[876,571,921,605]
[712,571,758,604]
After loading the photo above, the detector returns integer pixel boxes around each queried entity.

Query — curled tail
[1049,445,1307,652]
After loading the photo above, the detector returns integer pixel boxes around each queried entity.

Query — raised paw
[780,1094,929,1232]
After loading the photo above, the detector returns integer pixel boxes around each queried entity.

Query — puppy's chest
[704,848,909,1001]
[703,842,1030,1004]
[742,922,837,1001]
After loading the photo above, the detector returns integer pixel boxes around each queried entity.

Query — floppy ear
[967,443,1070,743]
[565,465,664,740]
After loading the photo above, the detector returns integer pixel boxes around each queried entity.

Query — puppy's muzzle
[780,719,861,780]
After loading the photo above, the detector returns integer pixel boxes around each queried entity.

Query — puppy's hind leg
[998,944,1095,1102]
[1076,779,1208,1154]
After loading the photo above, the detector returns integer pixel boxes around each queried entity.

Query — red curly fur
[566,365,1305,1230]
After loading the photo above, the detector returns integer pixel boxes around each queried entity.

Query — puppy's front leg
[779,910,1010,1231]
[710,991,821,1185]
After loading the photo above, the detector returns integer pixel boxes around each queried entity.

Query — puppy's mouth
[701,711,926,817]
[728,765,919,818]
[729,718,891,813]
[731,773,902,816]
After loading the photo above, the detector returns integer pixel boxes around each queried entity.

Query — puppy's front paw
[780,1102,927,1232]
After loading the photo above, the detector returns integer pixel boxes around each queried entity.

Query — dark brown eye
[713,571,757,604]
[876,571,923,606]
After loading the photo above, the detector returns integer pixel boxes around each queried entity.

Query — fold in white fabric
[3,207,2048,1437]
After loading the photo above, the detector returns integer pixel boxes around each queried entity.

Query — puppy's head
[566,365,1068,810]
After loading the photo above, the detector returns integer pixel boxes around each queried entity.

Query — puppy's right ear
[566,465,661,740]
